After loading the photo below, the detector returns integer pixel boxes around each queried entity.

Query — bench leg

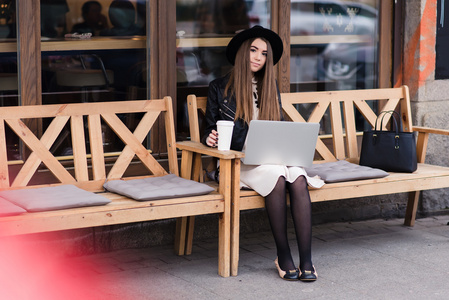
[218,159,232,277]
[174,216,196,256]
[404,191,420,226]
[174,217,188,255]
[175,150,197,255]
[185,216,195,255]
[230,159,240,276]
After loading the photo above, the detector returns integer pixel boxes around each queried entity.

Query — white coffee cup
[217,120,234,151]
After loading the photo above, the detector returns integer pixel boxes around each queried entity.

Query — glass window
[0,0,18,161]
[39,0,149,154]
[176,0,271,139]
[0,0,17,107]
[290,0,379,92]
[290,0,380,135]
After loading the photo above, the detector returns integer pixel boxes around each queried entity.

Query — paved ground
[2,216,449,300]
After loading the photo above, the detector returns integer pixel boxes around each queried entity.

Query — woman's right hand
[206,130,218,147]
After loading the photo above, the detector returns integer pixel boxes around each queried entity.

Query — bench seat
[0,191,225,236]
[238,163,449,208]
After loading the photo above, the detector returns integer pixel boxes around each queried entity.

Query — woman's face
[249,38,267,73]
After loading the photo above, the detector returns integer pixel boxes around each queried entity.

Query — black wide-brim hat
[226,25,284,66]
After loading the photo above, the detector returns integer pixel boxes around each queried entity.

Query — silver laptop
[242,120,320,167]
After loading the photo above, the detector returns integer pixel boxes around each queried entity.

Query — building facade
[1,0,447,250]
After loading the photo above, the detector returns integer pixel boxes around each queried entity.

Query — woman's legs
[264,176,296,271]
[287,175,313,272]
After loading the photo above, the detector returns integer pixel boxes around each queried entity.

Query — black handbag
[359,110,417,173]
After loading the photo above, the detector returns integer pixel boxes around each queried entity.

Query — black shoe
[274,258,299,281]
[299,266,318,282]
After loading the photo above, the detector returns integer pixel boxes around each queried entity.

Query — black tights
[265,175,313,272]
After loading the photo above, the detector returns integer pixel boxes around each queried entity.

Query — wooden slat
[353,99,379,128]
[329,101,345,160]
[71,115,89,181]
[281,102,307,122]
[416,131,429,164]
[0,100,166,119]
[343,100,358,159]
[88,114,106,181]
[400,85,413,132]
[187,95,205,182]
[309,170,449,202]
[177,141,244,159]
[103,112,166,179]
[308,100,330,124]
[0,196,225,237]
[379,98,400,113]
[0,119,9,188]
[6,118,75,184]
[12,115,70,187]
[164,96,179,176]
[414,126,449,135]
[187,95,201,142]
[108,110,161,178]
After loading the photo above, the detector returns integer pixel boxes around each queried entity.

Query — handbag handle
[375,110,402,133]
[374,110,402,150]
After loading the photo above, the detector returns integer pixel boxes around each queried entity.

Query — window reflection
[0,0,17,107]
[70,1,108,36]
[40,0,149,155]
[41,0,70,38]
[99,0,144,36]
[41,0,148,106]
[290,0,379,135]
[177,0,253,36]
[42,0,146,38]
[290,0,379,91]
[0,0,18,160]
[0,0,15,38]
[176,0,271,140]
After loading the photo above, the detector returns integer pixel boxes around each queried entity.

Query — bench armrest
[413,126,449,136]
[176,141,245,160]
[413,126,449,163]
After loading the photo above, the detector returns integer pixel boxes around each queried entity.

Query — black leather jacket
[201,74,283,151]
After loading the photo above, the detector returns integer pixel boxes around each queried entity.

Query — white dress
[239,81,325,197]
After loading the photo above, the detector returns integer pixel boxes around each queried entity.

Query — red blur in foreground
[0,236,107,300]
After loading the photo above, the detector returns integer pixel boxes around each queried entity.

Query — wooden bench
[0,97,241,277]
[185,85,449,276]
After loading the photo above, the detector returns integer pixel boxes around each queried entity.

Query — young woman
[202,26,324,281]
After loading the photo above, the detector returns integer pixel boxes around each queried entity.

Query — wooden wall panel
[18,0,42,106]
[379,0,394,88]
[276,0,291,93]
[149,0,177,154]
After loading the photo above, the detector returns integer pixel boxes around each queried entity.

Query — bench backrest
[187,85,412,163]
[0,97,178,192]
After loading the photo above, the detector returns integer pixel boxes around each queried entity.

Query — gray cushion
[0,197,27,216]
[304,160,389,183]
[0,185,111,212]
[103,174,215,201]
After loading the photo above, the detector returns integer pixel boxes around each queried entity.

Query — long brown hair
[224,37,280,124]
